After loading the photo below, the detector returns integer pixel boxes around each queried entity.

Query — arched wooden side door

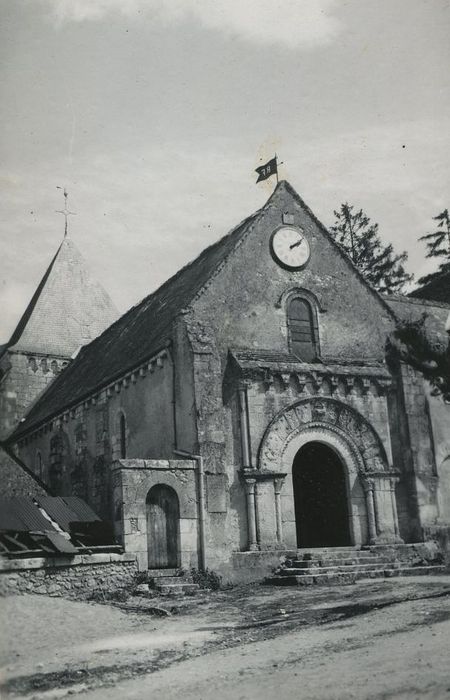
[146,485,180,569]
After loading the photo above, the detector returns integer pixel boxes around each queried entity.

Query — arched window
[119,412,127,459]
[287,297,317,361]
[49,433,64,494]
[35,450,43,479]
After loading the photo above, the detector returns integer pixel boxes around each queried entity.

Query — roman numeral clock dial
[270,226,311,270]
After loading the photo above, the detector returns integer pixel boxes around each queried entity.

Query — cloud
[42,0,341,49]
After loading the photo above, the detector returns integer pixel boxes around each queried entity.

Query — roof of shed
[0,496,100,533]
[0,496,116,556]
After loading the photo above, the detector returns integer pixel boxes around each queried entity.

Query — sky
[1,0,449,343]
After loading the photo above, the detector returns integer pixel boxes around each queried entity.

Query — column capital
[238,379,251,391]
[244,477,256,492]
[274,476,286,494]
[361,476,375,492]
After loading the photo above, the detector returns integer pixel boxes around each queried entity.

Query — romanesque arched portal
[242,398,402,550]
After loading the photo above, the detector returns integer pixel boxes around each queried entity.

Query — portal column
[238,382,252,468]
[390,477,401,540]
[244,478,258,551]
[274,477,285,546]
[363,478,377,544]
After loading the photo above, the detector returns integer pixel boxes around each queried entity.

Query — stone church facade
[4,181,450,579]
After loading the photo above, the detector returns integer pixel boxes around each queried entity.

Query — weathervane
[56,186,76,237]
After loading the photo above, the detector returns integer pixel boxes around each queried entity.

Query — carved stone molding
[258,397,394,476]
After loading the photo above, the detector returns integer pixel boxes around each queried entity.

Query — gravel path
[1,575,450,699]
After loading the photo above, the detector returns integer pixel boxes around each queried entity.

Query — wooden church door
[146,485,180,569]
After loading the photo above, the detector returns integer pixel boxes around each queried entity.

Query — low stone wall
[217,550,298,585]
[423,527,450,564]
[0,552,137,599]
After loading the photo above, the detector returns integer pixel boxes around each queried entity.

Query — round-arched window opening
[287,297,317,361]
[119,413,127,459]
[35,451,43,479]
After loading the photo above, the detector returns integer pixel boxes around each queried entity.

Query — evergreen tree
[330,203,413,294]
[417,209,450,285]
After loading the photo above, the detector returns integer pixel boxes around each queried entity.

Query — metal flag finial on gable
[255,154,284,185]
[56,186,76,237]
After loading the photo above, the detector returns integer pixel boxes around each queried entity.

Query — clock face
[270,226,311,270]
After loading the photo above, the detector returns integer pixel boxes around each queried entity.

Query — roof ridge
[279,181,397,320]
[9,197,273,437]
[87,210,263,344]
[384,293,450,310]
[40,205,268,374]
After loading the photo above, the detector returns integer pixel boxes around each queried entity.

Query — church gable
[192,181,395,363]
[11,180,394,439]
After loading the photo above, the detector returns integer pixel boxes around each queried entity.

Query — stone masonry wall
[0,553,137,599]
[0,351,68,440]
[113,460,199,571]
[187,181,400,564]
[0,445,48,498]
[399,364,440,533]
[15,351,175,521]
[192,183,395,366]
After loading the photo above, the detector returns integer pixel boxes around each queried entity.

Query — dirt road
[2,576,450,699]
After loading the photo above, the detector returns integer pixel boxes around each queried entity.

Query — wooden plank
[147,486,180,569]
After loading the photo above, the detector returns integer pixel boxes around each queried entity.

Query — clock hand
[289,238,304,250]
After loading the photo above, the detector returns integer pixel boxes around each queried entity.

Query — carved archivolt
[258,397,392,475]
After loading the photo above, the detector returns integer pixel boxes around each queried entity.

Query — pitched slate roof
[11,179,395,439]
[11,208,261,438]
[4,237,118,357]
[385,294,450,349]
[409,270,450,304]
[0,444,49,498]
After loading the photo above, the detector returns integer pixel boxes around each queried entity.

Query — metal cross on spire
[56,186,76,237]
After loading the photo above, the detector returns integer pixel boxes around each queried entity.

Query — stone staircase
[147,568,200,596]
[265,544,447,586]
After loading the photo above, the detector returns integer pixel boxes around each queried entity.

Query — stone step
[149,575,188,585]
[268,572,359,586]
[147,568,180,578]
[266,565,447,587]
[383,565,447,577]
[362,543,431,553]
[298,546,361,552]
[291,556,392,567]
[155,582,200,596]
[298,552,382,561]
[279,562,403,575]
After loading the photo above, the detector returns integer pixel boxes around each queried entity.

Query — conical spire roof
[6,237,118,357]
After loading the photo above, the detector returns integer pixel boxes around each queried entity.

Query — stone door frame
[241,398,401,550]
[283,425,362,546]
